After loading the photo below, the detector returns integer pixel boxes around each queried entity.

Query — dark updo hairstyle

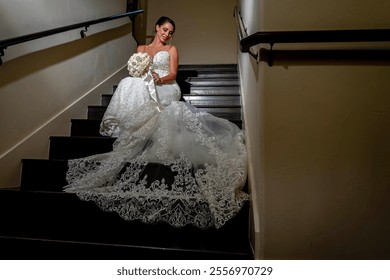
[155,16,176,33]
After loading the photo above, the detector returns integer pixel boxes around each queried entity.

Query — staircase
[0,64,252,260]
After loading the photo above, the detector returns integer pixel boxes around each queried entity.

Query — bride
[64,16,248,229]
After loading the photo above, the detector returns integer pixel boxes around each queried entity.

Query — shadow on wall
[0,23,132,89]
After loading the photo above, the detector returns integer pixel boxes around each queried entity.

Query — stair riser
[21,159,68,191]
[178,79,239,87]
[70,119,242,137]
[71,120,101,137]
[184,96,241,107]
[49,137,115,160]
[184,87,239,95]
[88,106,242,121]
[178,64,238,71]
[102,88,240,106]
[181,73,239,79]
[71,119,102,137]
[101,95,241,107]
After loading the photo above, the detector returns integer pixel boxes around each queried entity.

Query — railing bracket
[266,43,274,66]
[80,26,89,38]
[249,49,259,62]
[0,47,5,66]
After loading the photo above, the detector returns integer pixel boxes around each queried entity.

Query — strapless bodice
[152,51,170,77]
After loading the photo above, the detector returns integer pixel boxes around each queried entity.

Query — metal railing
[0,9,144,65]
[234,7,390,66]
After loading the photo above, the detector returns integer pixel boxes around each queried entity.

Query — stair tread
[0,188,252,259]
[0,236,250,260]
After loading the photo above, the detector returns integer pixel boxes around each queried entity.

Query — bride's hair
[155,16,176,33]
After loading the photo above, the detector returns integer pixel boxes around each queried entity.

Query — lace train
[64,51,248,229]
[65,101,248,229]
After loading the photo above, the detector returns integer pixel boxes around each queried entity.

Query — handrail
[234,6,258,60]
[234,7,390,65]
[240,29,390,51]
[0,9,144,65]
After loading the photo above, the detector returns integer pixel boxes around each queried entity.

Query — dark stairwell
[0,64,253,260]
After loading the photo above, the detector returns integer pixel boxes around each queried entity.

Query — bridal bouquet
[127,52,152,77]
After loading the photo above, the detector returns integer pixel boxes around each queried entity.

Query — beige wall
[239,0,390,259]
[146,0,238,64]
[0,0,137,187]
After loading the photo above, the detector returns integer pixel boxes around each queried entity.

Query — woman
[98,16,181,138]
[64,17,248,229]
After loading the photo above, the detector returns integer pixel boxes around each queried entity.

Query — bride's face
[156,22,174,44]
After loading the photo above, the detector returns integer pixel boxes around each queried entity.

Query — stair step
[178,64,238,72]
[183,86,240,96]
[88,105,242,121]
[49,136,114,160]
[21,159,68,191]
[71,117,242,138]
[183,95,241,107]
[102,89,240,106]
[112,65,239,93]
[0,188,252,259]
[71,119,101,137]
[177,67,238,79]
[178,72,238,79]
[101,95,241,108]
[21,159,248,194]
[21,160,182,191]
[0,235,249,260]
[196,107,243,120]
[179,78,239,87]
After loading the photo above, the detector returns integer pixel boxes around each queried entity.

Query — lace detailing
[99,77,152,137]
[70,154,214,228]
[151,51,170,77]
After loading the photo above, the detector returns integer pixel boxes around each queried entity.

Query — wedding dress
[64,51,248,229]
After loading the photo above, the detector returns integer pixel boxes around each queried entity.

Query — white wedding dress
[64,51,248,229]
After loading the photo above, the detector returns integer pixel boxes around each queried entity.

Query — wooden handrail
[0,9,144,65]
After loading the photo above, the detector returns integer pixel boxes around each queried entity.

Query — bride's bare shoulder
[168,45,178,54]
[136,45,147,52]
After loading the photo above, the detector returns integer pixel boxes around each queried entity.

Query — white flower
[127,52,152,77]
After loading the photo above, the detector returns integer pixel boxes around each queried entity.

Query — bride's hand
[152,72,163,84]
